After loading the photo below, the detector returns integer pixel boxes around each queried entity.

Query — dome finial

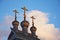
[13,9,19,21]
[12,9,19,30]
[30,16,37,36]
[31,16,35,26]
[21,6,28,21]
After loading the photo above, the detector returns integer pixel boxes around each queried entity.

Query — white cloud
[4,15,14,26]
[0,30,10,40]
[27,10,60,40]
[0,15,14,27]
[0,15,14,40]
[27,10,49,24]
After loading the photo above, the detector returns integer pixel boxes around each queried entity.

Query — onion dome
[30,16,37,32]
[21,20,29,28]
[12,21,19,27]
[12,9,19,27]
[30,26,37,32]
[21,6,29,28]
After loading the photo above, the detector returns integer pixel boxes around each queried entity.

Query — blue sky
[0,0,60,28]
[0,0,60,40]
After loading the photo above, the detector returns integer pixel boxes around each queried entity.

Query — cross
[31,16,35,26]
[21,6,28,20]
[13,9,18,21]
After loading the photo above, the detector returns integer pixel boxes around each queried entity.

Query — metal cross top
[21,6,28,20]
[31,16,35,26]
[21,6,28,14]
[13,9,18,21]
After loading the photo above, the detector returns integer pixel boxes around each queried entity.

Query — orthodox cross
[21,6,28,20]
[13,9,18,21]
[31,16,35,26]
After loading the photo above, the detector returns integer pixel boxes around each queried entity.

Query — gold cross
[21,6,28,20]
[13,9,18,21]
[21,6,28,13]
[31,16,35,26]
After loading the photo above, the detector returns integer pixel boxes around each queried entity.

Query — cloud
[0,15,14,29]
[4,15,14,26]
[27,10,49,24]
[0,30,10,40]
[27,10,60,40]
[0,10,60,40]
[0,15,14,40]
[53,29,60,40]
[0,30,10,37]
